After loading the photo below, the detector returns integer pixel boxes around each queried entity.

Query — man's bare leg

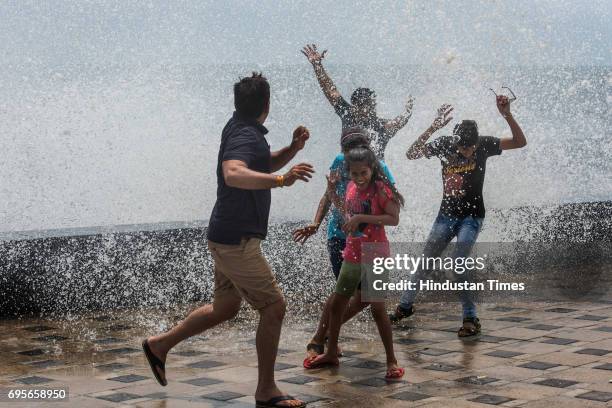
[146,294,242,383]
[254,299,303,407]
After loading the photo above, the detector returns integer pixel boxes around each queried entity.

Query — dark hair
[453,120,479,147]
[344,146,405,207]
[350,87,376,107]
[234,72,270,119]
[340,127,369,151]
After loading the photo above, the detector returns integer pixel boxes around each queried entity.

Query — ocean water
[0,63,610,239]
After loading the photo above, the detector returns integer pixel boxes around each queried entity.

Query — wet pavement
[1,301,611,407]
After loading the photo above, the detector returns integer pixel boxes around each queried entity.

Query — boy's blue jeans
[399,213,483,319]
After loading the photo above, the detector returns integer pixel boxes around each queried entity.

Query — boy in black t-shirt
[390,96,526,337]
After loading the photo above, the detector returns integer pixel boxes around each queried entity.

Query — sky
[1,0,610,68]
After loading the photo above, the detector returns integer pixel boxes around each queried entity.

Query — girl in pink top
[305,146,406,380]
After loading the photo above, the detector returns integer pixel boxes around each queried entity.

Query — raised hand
[496,95,511,117]
[325,170,341,192]
[301,44,327,65]
[283,163,314,186]
[290,125,310,151]
[432,104,454,130]
[292,224,319,244]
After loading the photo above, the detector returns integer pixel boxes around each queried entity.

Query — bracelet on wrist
[276,175,284,188]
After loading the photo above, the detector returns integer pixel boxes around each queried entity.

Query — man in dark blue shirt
[143,73,312,408]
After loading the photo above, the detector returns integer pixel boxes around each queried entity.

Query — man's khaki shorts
[207,237,284,310]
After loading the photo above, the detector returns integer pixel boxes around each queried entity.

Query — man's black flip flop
[256,395,306,407]
[142,339,167,386]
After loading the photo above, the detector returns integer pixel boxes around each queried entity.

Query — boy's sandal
[385,367,405,379]
[458,317,481,337]
[256,395,306,408]
[389,305,415,323]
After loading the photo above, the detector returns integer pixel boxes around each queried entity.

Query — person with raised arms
[302,44,413,161]
[389,95,526,338]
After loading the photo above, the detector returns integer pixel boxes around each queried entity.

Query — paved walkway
[1,301,611,407]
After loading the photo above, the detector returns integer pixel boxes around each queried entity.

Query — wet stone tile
[593,326,612,332]
[22,325,55,332]
[96,392,141,403]
[423,363,462,372]
[23,359,64,368]
[593,363,612,370]
[545,308,577,313]
[485,350,524,358]
[497,316,531,322]
[95,362,132,371]
[541,337,578,345]
[392,324,417,332]
[280,375,320,385]
[575,391,612,402]
[181,377,224,387]
[143,392,168,399]
[107,374,148,383]
[534,378,578,388]
[347,359,386,370]
[274,362,297,371]
[92,337,123,344]
[526,324,562,331]
[16,348,46,356]
[477,335,515,343]
[470,394,514,405]
[575,315,607,321]
[438,326,459,333]
[394,338,427,345]
[14,376,53,385]
[186,360,225,369]
[103,347,139,354]
[456,375,500,385]
[174,350,207,357]
[488,306,521,312]
[295,394,329,404]
[353,377,406,387]
[201,391,245,401]
[518,361,561,370]
[418,348,454,356]
[574,348,610,356]
[339,350,361,357]
[387,391,432,401]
